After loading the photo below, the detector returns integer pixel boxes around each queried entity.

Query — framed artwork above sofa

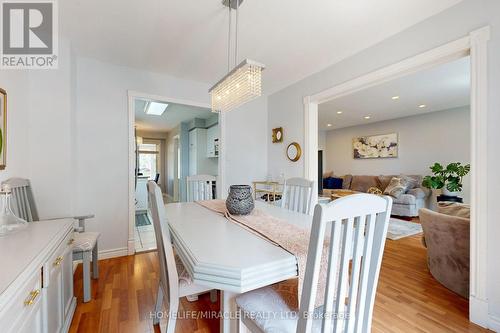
[353,132,398,159]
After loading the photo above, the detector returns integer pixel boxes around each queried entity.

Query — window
[138,142,160,180]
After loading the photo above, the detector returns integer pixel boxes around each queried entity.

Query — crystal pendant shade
[209,59,264,112]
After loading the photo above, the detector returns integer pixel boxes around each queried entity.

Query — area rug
[387,218,423,240]
[135,212,151,227]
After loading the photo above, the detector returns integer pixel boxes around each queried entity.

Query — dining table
[165,200,313,333]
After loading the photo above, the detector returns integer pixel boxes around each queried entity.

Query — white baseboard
[128,238,135,255]
[470,295,490,329]
[489,314,500,332]
[98,247,129,260]
[72,247,129,274]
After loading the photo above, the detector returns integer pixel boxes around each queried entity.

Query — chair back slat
[1,178,39,222]
[281,177,314,214]
[186,175,216,202]
[297,193,392,333]
[147,181,179,308]
[333,217,355,333]
[321,215,343,333]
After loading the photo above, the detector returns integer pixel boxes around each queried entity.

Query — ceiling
[318,56,470,130]
[60,0,462,94]
[135,99,213,132]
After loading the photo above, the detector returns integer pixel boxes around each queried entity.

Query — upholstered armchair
[419,207,469,298]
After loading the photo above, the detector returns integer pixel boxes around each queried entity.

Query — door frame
[303,26,490,327]
[127,91,226,255]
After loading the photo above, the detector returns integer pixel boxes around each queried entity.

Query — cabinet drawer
[0,268,43,333]
[44,230,73,288]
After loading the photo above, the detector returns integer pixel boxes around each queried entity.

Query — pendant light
[209,0,265,112]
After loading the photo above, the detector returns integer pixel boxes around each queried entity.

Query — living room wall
[322,106,470,202]
[267,1,500,325]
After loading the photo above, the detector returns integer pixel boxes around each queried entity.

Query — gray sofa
[322,174,429,217]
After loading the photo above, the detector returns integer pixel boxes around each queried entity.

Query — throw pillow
[323,177,343,189]
[438,202,470,219]
[341,174,353,190]
[383,177,411,198]
[331,177,343,189]
[399,175,420,190]
[378,175,396,191]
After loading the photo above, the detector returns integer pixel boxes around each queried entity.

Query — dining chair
[147,181,216,332]
[281,177,314,214]
[236,193,393,333]
[186,174,216,201]
[2,178,99,303]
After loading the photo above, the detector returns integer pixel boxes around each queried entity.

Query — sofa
[322,174,429,217]
[419,203,470,298]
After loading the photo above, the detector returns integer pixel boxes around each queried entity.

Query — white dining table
[165,200,313,333]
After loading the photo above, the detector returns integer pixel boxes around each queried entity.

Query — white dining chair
[281,177,314,214]
[236,193,393,333]
[2,178,99,303]
[147,181,216,333]
[186,175,217,202]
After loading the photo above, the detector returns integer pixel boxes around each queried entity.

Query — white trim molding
[127,91,225,255]
[304,26,491,328]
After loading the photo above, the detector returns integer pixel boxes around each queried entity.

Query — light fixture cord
[235,0,239,66]
[227,0,231,72]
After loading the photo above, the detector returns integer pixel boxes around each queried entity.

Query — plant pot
[442,187,459,197]
[429,189,440,211]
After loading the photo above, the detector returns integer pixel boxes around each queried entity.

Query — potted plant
[422,162,470,197]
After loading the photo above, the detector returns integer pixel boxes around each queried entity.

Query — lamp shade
[209,59,264,112]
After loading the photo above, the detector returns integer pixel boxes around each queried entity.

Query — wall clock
[286,142,302,162]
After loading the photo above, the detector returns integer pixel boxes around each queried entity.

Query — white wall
[224,96,268,190]
[74,57,211,254]
[323,107,470,202]
[267,0,500,327]
[166,126,180,198]
[0,40,74,219]
[74,56,269,254]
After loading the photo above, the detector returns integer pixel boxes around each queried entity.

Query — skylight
[145,101,168,116]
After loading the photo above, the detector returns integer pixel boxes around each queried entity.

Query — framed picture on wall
[353,132,398,159]
[0,89,6,169]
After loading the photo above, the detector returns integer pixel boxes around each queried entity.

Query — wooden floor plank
[69,232,490,332]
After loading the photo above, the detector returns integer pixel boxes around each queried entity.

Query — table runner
[196,199,331,309]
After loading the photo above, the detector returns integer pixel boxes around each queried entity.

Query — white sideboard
[0,219,76,333]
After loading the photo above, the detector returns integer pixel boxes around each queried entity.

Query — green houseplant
[422,162,470,196]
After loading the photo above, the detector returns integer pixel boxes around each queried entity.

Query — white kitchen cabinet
[206,124,220,158]
[188,128,207,175]
[0,219,76,333]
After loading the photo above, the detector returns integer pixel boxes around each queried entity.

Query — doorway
[127,91,225,254]
[303,27,489,323]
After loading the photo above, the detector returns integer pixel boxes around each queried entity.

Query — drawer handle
[68,238,75,245]
[24,289,40,306]
[53,256,63,266]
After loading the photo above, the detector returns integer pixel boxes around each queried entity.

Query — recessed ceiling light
[327,123,332,127]
[145,101,168,115]
[364,116,371,120]
[418,104,427,108]
[336,111,343,114]
[391,96,400,100]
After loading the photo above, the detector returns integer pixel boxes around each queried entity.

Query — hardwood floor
[69,234,490,333]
